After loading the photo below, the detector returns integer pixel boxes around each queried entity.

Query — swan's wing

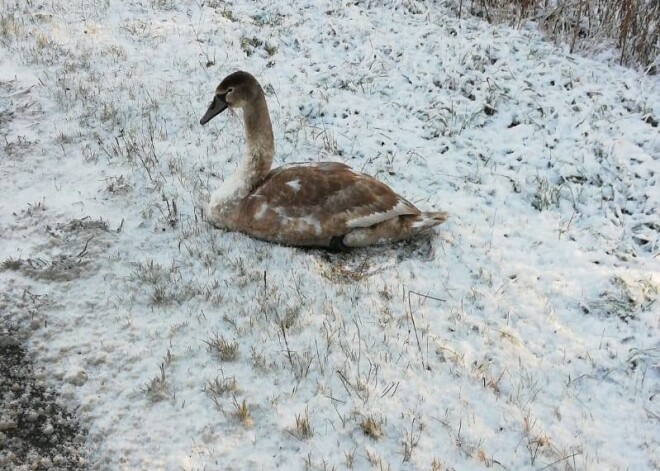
[240,163,419,241]
[256,163,419,224]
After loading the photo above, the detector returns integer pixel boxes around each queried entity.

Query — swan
[200,71,447,249]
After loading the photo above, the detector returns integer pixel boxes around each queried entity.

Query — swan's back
[233,162,443,247]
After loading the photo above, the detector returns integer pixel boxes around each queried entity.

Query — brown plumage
[201,71,447,248]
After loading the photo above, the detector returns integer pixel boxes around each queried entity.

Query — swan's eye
[226,87,234,94]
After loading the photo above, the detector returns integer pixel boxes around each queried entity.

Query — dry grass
[205,375,239,409]
[588,275,658,322]
[360,415,383,439]
[204,333,240,362]
[144,363,170,402]
[292,407,314,439]
[456,0,659,72]
[232,397,253,428]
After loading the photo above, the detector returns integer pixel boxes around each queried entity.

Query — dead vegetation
[455,0,659,72]
[586,275,658,322]
[360,415,383,439]
[291,407,314,440]
[1,216,113,282]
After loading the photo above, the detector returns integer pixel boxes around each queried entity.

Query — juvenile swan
[200,71,447,249]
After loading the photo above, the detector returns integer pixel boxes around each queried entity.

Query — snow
[1,0,659,470]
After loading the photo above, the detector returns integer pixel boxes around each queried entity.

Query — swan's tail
[343,211,448,247]
[411,211,448,229]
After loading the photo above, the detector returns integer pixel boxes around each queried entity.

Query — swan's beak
[200,94,228,125]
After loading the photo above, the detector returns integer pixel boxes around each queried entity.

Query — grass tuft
[205,374,239,409]
[588,276,657,322]
[232,397,253,428]
[293,407,314,439]
[206,375,238,396]
[360,415,383,440]
[1,257,24,271]
[144,363,170,402]
[530,175,561,211]
[204,332,239,362]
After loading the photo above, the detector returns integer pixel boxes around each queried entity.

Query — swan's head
[200,71,261,125]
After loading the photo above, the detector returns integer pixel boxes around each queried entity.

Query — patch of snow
[0,0,658,470]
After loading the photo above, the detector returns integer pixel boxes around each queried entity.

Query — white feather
[286,180,302,192]
[346,199,415,229]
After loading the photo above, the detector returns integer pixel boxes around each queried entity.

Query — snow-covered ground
[1,0,658,469]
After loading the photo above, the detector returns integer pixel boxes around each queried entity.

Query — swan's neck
[241,92,274,187]
[208,91,274,220]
